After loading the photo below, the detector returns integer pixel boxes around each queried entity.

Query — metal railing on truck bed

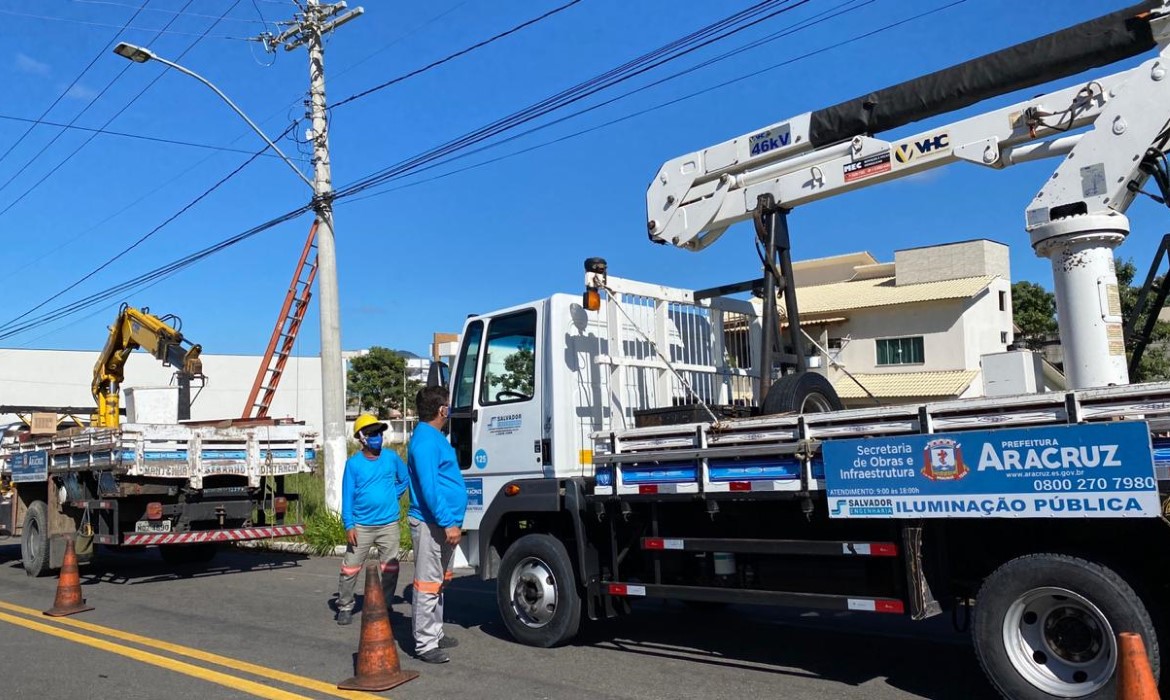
[0,422,317,489]
[592,381,1170,496]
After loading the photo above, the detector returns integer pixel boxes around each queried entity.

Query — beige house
[770,239,1019,407]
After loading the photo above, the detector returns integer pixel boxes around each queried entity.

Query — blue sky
[0,0,1160,358]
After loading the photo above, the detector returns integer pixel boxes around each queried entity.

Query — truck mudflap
[120,525,304,546]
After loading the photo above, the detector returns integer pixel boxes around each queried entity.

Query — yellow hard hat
[352,414,387,438]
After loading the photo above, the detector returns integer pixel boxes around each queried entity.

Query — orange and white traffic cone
[337,561,419,691]
[44,538,93,617]
[1118,632,1161,700]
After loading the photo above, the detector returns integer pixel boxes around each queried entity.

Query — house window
[999,290,1007,311]
[876,336,924,365]
[1000,332,1008,344]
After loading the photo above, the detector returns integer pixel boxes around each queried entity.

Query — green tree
[500,344,535,395]
[1116,259,1170,382]
[347,347,423,416]
[1011,281,1057,350]
[486,341,535,397]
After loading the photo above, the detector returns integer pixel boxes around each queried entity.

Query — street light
[112,42,313,191]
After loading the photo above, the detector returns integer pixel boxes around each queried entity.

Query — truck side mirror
[427,361,449,389]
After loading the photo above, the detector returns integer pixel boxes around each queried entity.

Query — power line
[0,203,310,342]
[331,0,469,82]
[0,0,150,170]
[0,113,280,156]
[332,0,813,200]
[66,0,267,24]
[0,125,289,336]
[0,8,251,39]
[0,0,200,202]
[0,0,957,343]
[1,0,811,340]
[344,0,966,205]
[329,0,584,110]
[0,1,244,219]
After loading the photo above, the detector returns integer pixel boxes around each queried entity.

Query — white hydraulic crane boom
[646,1,1170,391]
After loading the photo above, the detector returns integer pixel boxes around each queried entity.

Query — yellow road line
[0,600,372,700]
[0,610,312,700]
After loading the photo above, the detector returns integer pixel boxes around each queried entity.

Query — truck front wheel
[496,534,582,648]
[973,553,1159,699]
[21,501,51,577]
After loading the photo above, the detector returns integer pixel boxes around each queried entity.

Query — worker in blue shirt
[336,413,408,626]
[407,386,467,664]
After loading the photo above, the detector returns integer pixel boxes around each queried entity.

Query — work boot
[418,648,450,664]
[438,635,458,649]
[336,609,352,626]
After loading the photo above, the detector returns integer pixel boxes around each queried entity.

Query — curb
[235,539,415,561]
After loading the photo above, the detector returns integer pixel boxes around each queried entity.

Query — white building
[0,348,326,434]
[773,239,1035,407]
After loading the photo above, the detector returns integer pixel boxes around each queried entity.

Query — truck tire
[973,553,1159,700]
[761,372,842,415]
[21,501,51,577]
[497,534,582,648]
[158,543,218,566]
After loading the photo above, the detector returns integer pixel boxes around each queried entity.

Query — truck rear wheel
[973,553,1159,699]
[497,534,582,648]
[21,501,51,577]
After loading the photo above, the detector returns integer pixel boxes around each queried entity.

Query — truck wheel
[973,553,1159,700]
[158,543,218,565]
[497,534,582,648]
[761,372,842,415]
[21,501,51,577]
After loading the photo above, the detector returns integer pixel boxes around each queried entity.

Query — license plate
[134,520,172,533]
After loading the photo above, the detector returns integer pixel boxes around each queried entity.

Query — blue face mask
[364,434,383,453]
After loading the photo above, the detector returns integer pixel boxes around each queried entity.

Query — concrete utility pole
[264,0,364,513]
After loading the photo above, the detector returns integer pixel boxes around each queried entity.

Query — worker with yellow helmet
[335,413,409,625]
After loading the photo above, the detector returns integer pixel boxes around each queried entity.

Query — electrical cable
[341,0,963,204]
[0,0,934,342]
[331,0,814,201]
[0,8,250,39]
[0,123,296,335]
[66,0,267,24]
[0,1,150,170]
[0,113,281,156]
[0,1,245,219]
[329,0,584,109]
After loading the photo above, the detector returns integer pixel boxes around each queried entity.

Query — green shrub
[302,507,346,556]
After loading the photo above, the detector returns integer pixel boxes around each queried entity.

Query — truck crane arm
[643,1,1170,392]
[92,304,204,428]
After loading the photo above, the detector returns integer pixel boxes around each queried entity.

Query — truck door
[453,307,543,531]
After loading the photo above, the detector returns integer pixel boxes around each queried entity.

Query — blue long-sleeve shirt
[341,449,409,530]
[407,423,467,528]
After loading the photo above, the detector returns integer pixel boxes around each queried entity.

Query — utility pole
[263,1,363,513]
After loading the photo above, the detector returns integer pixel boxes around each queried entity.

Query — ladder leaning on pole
[242,220,319,420]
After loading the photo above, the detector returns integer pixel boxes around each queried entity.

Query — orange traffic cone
[338,561,419,691]
[44,538,93,617]
[1118,632,1161,700]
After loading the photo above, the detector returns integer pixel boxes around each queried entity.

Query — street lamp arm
[136,51,315,191]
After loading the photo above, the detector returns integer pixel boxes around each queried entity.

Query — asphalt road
[0,543,997,699]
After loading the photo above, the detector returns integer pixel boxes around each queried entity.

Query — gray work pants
[409,516,455,654]
[337,521,401,614]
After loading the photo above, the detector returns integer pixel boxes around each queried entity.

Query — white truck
[445,3,1170,699]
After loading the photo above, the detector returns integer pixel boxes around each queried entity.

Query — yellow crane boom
[92,304,205,428]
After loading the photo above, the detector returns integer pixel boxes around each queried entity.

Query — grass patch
[283,441,414,555]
